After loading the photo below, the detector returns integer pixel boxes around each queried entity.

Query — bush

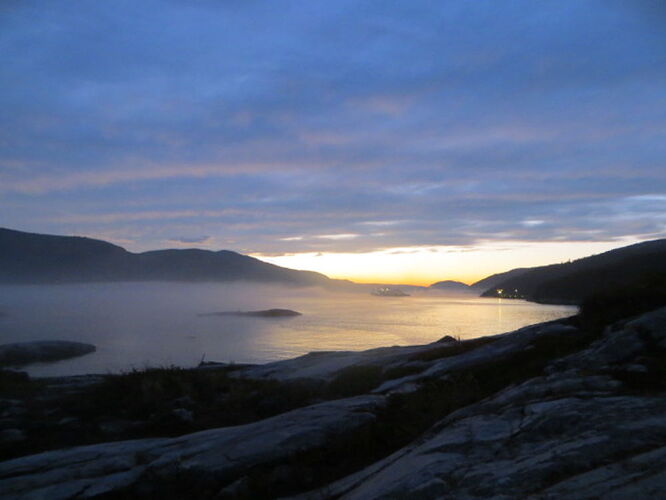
[0,369,35,397]
[66,366,323,437]
[326,364,384,398]
[579,272,666,331]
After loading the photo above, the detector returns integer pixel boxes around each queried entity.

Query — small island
[0,340,96,367]
[200,308,302,318]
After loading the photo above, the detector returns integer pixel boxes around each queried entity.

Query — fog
[0,282,576,376]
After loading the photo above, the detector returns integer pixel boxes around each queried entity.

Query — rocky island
[1,299,665,498]
[0,341,96,368]
[200,308,302,318]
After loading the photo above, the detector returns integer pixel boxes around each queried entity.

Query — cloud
[315,234,360,240]
[522,220,546,227]
[0,0,665,254]
[46,209,244,224]
[168,236,212,245]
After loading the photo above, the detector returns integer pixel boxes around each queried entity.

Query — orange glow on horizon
[323,274,478,287]
[254,239,641,286]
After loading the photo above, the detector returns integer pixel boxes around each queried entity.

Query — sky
[1,1,665,284]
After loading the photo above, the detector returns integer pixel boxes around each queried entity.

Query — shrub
[579,272,666,331]
[326,364,384,398]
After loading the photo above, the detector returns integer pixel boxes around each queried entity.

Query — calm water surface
[0,283,576,376]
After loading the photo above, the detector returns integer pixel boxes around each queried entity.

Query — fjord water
[0,283,576,377]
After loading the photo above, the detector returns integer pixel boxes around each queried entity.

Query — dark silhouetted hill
[479,239,666,304]
[0,227,331,286]
[428,280,472,293]
[470,268,530,293]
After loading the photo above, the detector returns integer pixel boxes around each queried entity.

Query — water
[0,282,576,377]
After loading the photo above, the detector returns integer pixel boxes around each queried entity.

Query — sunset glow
[1,1,664,281]
[255,239,640,285]
[1,3,665,496]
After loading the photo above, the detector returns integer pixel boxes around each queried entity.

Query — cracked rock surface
[294,308,666,499]
[303,385,666,499]
[0,396,384,499]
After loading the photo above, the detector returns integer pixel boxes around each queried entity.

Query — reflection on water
[0,283,576,376]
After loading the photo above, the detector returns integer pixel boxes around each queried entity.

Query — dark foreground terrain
[1,299,665,498]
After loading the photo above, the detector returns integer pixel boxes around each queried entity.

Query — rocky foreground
[1,307,665,499]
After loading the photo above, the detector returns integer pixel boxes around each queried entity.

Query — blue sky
[1,1,665,282]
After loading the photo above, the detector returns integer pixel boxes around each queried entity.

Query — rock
[57,417,81,429]
[302,384,666,499]
[218,475,252,498]
[171,396,194,408]
[0,400,27,419]
[0,399,23,411]
[42,375,106,394]
[232,318,569,385]
[538,445,666,499]
[375,321,579,394]
[234,343,439,382]
[628,307,666,344]
[98,419,137,435]
[289,310,666,498]
[1,405,27,418]
[0,395,385,499]
[0,369,29,384]
[621,363,648,373]
[0,341,96,367]
[553,307,666,372]
[201,308,302,318]
[1,428,26,443]
[170,408,193,423]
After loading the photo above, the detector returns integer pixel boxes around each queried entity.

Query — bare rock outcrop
[305,379,666,499]
[0,395,384,499]
[295,308,666,499]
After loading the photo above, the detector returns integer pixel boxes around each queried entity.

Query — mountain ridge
[4,227,665,300]
[428,280,473,293]
[479,239,666,303]
[0,227,331,286]
[470,267,529,292]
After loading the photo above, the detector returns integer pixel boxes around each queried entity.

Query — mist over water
[0,282,576,377]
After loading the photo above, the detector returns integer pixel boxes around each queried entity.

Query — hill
[479,239,666,304]
[470,268,529,292]
[428,280,472,293]
[0,227,331,286]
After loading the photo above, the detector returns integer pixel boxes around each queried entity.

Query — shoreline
[2,291,577,379]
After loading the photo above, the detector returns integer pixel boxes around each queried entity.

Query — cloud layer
[1,0,665,254]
